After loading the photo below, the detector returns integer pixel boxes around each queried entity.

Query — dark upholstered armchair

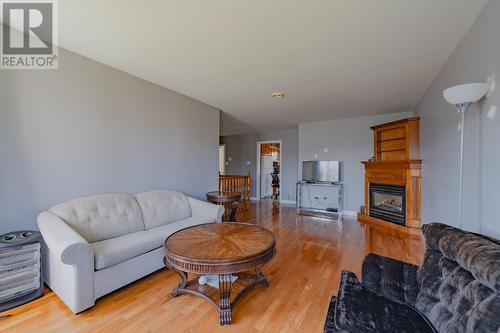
[324,223,500,333]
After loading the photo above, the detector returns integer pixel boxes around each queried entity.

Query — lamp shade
[443,83,488,106]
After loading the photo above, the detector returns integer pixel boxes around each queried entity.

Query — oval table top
[164,223,276,274]
[206,191,242,203]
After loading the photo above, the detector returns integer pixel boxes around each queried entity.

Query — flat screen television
[302,160,340,183]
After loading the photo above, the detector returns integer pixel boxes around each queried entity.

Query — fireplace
[358,117,421,233]
[369,183,406,226]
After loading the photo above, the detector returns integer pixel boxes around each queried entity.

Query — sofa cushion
[91,231,159,270]
[147,217,216,246]
[416,223,500,333]
[49,194,145,243]
[335,271,436,333]
[91,217,213,271]
[362,253,419,305]
[135,190,191,229]
[421,223,500,291]
[146,217,215,247]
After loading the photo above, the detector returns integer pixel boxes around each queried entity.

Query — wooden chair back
[219,173,251,200]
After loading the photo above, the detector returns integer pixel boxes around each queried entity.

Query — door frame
[218,144,226,175]
[256,140,282,199]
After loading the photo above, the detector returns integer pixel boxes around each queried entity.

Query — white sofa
[37,190,224,314]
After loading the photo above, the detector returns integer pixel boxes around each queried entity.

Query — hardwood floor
[0,200,424,333]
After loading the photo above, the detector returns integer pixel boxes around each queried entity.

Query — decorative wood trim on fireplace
[360,160,421,229]
[358,118,422,233]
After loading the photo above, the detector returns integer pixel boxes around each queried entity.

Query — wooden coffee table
[163,223,276,325]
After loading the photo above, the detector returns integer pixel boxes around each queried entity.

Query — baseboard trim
[279,200,296,205]
[249,197,297,205]
[342,210,358,217]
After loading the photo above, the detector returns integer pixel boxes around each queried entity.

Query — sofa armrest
[37,211,92,264]
[37,211,95,313]
[188,197,224,222]
[324,297,344,333]
[362,253,419,305]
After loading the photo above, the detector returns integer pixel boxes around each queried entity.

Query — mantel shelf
[377,137,406,143]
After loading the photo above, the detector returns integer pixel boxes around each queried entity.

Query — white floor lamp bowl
[443,82,488,229]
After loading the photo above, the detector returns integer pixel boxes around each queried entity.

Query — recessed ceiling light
[272,92,285,99]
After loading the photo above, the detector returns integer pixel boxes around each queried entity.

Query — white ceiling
[54,1,486,134]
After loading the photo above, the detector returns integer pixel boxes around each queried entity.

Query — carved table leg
[229,205,238,222]
[163,257,187,297]
[256,265,269,287]
[219,274,232,325]
[229,202,239,222]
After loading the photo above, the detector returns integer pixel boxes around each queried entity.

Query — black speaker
[0,230,44,312]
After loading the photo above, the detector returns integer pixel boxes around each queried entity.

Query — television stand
[296,181,344,220]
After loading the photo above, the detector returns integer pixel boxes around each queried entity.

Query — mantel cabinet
[371,117,420,162]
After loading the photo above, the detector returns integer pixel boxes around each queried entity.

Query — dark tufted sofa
[324,223,500,333]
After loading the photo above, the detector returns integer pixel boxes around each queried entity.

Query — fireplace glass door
[369,183,405,225]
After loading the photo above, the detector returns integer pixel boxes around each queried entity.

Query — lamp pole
[456,102,472,229]
[443,82,489,230]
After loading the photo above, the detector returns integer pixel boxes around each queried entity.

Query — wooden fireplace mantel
[358,118,422,234]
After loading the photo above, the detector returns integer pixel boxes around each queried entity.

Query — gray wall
[415,0,500,238]
[0,48,220,234]
[221,132,259,194]
[221,128,299,202]
[298,112,413,212]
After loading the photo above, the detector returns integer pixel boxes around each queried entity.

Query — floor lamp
[443,82,488,229]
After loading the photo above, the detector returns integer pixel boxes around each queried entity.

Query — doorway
[256,141,281,200]
[218,144,226,175]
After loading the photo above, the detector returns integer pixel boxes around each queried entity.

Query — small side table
[206,191,242,222]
